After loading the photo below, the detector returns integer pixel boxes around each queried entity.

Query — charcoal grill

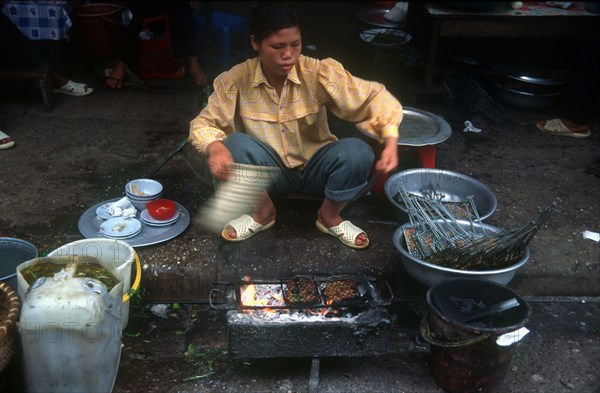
[210,274,394,359]
[209,274,394,392]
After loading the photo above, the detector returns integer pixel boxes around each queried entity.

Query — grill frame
[222,275,394,359]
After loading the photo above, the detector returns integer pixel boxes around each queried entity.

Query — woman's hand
[375,137,398,174]
[206,141,234,181]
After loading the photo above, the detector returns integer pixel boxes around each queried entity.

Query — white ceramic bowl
[125,179,163,200]
[128,198,160,211]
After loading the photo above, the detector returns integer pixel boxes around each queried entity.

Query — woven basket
[0,281,20,373]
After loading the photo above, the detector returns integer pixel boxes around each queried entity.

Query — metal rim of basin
[384,168,498,221]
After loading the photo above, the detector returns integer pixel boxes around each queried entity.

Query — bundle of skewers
[397,181,560,271]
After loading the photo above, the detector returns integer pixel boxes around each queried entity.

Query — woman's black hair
[250,2,301,42]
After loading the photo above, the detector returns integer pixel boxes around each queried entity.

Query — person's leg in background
[103,0,150,89]
[537,37,600,138]
[168,1,208,86]
[0,12,92,95]
[106,1,207,89]
[0,12,44,150]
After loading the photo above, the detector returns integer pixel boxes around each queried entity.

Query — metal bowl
[0,237,38,292]
[384,168,497,223]
[392,220,530,287]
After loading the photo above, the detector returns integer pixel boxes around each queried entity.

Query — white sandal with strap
[221,214,276,242]
[0,130,15,150]
[54,80,94,96]
[316,220,370,249]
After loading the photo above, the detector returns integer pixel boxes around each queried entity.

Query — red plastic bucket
[74,3,122,59]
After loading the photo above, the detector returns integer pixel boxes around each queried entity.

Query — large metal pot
[384,169,497,223]
[392,220,530,287]
[484,75,563,110]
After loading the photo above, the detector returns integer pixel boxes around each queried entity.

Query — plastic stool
[196,11,249,72]
[400,144,436,169]
[372,144,437,196]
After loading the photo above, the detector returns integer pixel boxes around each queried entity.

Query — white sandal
[316,220,370,249]
[221,214,276,242]
[0,130,15,150]
[54,80,94,96]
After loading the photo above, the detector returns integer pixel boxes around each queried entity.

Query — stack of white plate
[140,209,180,227]
[99,217,142,239]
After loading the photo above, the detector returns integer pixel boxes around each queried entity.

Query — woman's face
[252,26,302,82]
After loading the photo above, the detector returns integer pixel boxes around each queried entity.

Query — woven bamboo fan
[198,163,279,232]
[0,281,20,373]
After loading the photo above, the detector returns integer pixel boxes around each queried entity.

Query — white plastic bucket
[18,256,123,393]
[45,238,136,330]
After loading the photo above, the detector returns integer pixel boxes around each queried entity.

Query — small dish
[140,209,179,226]
[100,227,141,239]
[100,217,142,238]
[96,203,113,220]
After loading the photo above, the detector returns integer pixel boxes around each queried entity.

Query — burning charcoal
[283,278,320,306]
[322,279,358,304]
[240,284,285,307]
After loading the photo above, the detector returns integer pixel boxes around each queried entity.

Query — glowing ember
[240,284,285,307]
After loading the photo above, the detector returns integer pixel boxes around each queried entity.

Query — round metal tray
[397,107,452,146]
[78,198,191,247]
[359,107,452,146]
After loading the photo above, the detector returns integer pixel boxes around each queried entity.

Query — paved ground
[1,1,599,392]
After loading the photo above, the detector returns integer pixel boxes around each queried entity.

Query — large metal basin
[392,220,530,287]
[384,168,497,223]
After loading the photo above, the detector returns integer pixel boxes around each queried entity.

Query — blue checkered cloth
[2,1,72,40]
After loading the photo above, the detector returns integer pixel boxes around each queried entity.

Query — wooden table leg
[39,70,54,112]
[424,19,441,89]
